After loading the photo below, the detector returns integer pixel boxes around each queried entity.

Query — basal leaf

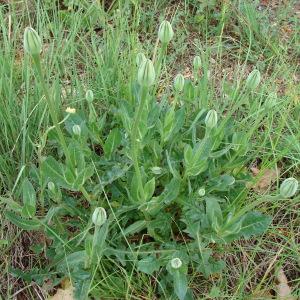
[103,128,122,158]
[5,211,40,230]
[239,211,271,239]
[137,255,160,275]
[41,156,70,189]
[22,178,36,218]
[123,220,147,236]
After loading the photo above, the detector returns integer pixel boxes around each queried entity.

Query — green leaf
[184,144,193,166]
[205,197,223,232]
[68,143,85,171]
[137,255,160,275]
[161,178,181,204]
[210,145,232,158]
[162,106,175,142]
[123,220,147,236]
[119,101,133,134]
[239,211,271,239]
[209,174,235,192]
[171,107,185,136]
[72,165,94,189]
[92,222,109,261]
[197,248,225,278]
[5,211,40,230]
[21,178,36,218]
[173,269,188,300]
[0,196,22,212]
[184,139,212,176]
[41,156,70,189]
[58,251,87,272]
[74,277,91,300]
[144,177,155,201]
[103,128,122,158]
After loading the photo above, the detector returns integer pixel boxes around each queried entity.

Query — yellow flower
[65,107,76,114]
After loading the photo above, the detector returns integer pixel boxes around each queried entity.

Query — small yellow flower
[65,107,76,114]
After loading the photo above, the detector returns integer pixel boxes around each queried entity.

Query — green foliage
[2,1,299,299]
[2,19,276,300]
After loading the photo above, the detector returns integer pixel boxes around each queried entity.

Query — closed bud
[92,207,107,227]
[85,90,94,103]
[174,74,185,92]
[245,69,261,90]
[136,52,146,67]
[137,59,155,87]
[151,166,162,175]
[198,188,205,197]
[23,27,42,56]
[48,181,55,192]
[193,56,201,71]
[72,124,81,136]
[158,20,174,44]
[170,257,182,269]
[280,177,298,198]
[205,109,218,128]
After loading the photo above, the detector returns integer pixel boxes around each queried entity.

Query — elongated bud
[24,27,42,56]
[280,178,298,198]
[48,181,55,192]
[85,90,94,103]
[137,59,155,87]
[245,69,261,90]
[72,124,81,136]
[205,109,218,128]
[198,188,205,197]
[174,74,185,92]
[170,257,182,269]
[193,56,201,71]
[136,52,146,67]
[92,207,107,227]
[158,20,174,44]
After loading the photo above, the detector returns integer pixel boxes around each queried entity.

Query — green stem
[131,86,148,201]
[89,225,100,267]
[155,43,167,80]
[32,55,70,162]
[32,54,92,204]
[80,186,92,204]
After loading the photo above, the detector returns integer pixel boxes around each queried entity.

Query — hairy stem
[32,55,70,161]
[131,86,148,202]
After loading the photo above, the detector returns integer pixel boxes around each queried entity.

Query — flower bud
[170,257,182,269]
[136,52,146,67]
[23,27,42,56]
[280,177,298,198]
[174,74,185,92]
[72,124,81,136]
[48,181,55,192]
[92,207,107,227]
[85,90,94,103]
[151,166,162,175]
[205,109,218,128]
[198,188,205,197]
[193,56,201,71]
[137,59,155,87]
[245,69,261,90]
[158,20,174,44]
